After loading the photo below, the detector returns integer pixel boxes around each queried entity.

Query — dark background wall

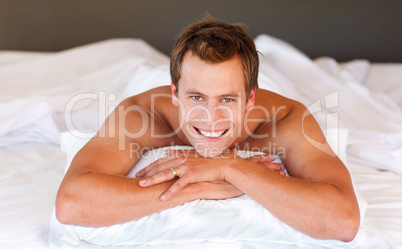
[1,0,401,62]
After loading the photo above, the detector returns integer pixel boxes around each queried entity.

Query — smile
[194,127,228,138]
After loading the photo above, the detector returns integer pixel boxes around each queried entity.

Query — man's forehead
[178,51,247,97]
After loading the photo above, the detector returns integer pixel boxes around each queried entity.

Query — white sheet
[255,35,402,175]
[0,35,401,249]
[363,63,402,109]
[0,39,169,147]
[48,132,373,249]
[0,143,66,249]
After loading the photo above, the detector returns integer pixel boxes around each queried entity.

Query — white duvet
[49,132,371,249]
[1,34,401,248]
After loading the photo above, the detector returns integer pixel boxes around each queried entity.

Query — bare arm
[56,97,177,226]
[139,102,360,241]
[225,103,360,241]
[55,95,242,227]
[225,160,359,241]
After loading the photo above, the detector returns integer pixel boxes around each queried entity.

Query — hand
[135,149,285,178]
[245,154,287,176]
[136,149,200,178]
[137,149,237,201]
[186,181,243,200]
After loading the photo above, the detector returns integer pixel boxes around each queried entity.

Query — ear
[245,87,256,111]
[171,81,179,107]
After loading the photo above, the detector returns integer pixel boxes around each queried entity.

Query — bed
[1,1,402,249]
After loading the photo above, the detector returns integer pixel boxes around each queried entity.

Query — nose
[208,102,230,124]
[187,101,232,127]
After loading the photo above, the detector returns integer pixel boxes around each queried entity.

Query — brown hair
[170,15,259,98]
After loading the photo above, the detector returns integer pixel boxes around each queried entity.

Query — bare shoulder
[118,85,175,121]
[67,86,177,176]
[252,89,306,129]
[241,89,306,153]
[254,89,342,178]
[255,89,324,148]
[116,85,178,147]
[256,90,323,144]
[255,89,305,114]
[121,86,173,112]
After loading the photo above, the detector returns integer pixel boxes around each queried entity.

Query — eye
[222,98,233,103]
[192,96,202,101]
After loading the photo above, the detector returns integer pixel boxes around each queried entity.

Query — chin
[183,124,236,158]
[190,137,232,158]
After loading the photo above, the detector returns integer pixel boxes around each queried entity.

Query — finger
[246,156,261,162]
[160,176,191,201]
[138,166,180,187]
[146,157,186,177]
[262,162,284,171]
[139,157,186,184]
[247,154,276,162]
[136,156,170,177]
[136,155,179,178]
[271,163,283,171]
[144,155,189,178]
[279,170,287,176]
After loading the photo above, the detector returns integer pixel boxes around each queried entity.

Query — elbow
[336,208,360,242]
[55,190,79,225]
[55,173,93,225]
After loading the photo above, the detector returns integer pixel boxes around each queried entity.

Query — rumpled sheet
[1,35,401,174]
[0,39,169,146]
[1,34,402,248]
[48,132,371,249]
[254,35,402,175]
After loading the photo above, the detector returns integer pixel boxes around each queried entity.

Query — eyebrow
[185,89,240,98]
[185,90,205,96]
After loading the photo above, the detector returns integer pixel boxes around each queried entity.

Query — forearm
[225,161,360,242]
[56,172,198,227]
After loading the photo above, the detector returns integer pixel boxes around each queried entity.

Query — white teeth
[198,129,226,138]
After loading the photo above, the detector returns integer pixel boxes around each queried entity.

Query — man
[56,17,360,242]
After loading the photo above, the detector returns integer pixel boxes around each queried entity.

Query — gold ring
[170,168,177,177]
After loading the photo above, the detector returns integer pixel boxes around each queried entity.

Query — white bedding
[0,35,401,249]
[48,132,371,248]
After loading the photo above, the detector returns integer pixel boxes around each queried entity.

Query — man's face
[171,52,255,157]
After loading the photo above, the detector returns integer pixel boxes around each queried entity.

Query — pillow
[49,130,367,248]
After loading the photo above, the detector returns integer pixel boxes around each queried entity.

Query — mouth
[193,127,228,138]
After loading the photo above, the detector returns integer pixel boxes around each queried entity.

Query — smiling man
[56,17,360,242]
[170,50,254,158]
